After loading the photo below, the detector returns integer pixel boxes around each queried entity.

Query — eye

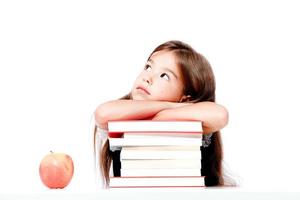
[144,64,152,72]
[160,73,170,81]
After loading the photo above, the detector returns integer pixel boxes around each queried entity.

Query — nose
[143,75,152,85]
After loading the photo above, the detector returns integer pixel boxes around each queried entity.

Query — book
[120,146,202,160]
[108,120,203,138]
[109,137,203,149]
[123,132,203,138]
[121,159,202,169]
[109,176,205,188]
[121,168,201,177]
[120,146,201,151]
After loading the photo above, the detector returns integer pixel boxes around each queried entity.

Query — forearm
[94,100,176,129]
[152,102,228,134]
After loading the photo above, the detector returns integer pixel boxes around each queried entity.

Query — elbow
[217,105,229,130]
[94,104,109,126]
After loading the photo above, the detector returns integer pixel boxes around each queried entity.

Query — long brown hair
[95,40,225,187]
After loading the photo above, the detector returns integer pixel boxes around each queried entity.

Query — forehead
[149,50,180,73]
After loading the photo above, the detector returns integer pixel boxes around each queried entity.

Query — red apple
[39,151,74,189]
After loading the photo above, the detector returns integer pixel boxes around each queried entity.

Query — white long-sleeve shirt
[92,116,113,189]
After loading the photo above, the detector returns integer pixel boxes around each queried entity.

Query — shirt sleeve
[92,115,108,189]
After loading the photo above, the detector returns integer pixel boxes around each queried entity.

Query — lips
[136,86,151,95]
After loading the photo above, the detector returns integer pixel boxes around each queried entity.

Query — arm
[152,102,229,134]
[94,100,185,130]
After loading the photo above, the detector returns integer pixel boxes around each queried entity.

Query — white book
[109,137,202,148]
[121,146,201,151]
[123,132,203,139]
[121,148,201,160]
[108,120,203,133]
[121,159,202,169]
[121,168,201,177]
[109,176,205,188]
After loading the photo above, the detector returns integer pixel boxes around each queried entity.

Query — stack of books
[108,120,205,188]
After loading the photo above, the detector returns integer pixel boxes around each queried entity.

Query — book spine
[120,150,202,160]
[109,131,203,138]
[109,138,203,148]
[121,159,202,169]
[108,120,203,133]
[123,132,203,137]
[121,169,201,176]
[109,176,205,187]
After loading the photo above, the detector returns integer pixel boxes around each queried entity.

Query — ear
[179,95,191,102]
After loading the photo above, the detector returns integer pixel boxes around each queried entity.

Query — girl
[94,40,229,188]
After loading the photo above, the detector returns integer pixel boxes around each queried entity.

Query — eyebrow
[148,59,179,79]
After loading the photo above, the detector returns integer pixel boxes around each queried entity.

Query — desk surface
[1,188,300,200]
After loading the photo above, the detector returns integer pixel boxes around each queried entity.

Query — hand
[152,102,193,120]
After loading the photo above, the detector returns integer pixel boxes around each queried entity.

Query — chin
[132,94,148,101]
[132,96,146,101]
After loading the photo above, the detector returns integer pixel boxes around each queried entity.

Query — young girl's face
[131,50,185,102]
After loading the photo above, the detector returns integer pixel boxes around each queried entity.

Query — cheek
[155,86,181,101]
[132,76,141,88]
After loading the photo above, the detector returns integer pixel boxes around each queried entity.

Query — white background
[0,0,300,193]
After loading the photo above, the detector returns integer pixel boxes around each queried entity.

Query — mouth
[136,86,151,95]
